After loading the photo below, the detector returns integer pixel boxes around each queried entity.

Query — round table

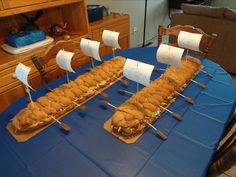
[0,47,235,177]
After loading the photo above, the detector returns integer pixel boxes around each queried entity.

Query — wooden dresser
[0,0,90,112]
[0,3,130,112]
[90,13,130,56]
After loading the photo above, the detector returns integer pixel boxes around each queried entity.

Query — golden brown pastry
[11,56,127,132]
[183,56,201,66]
[110,56,201,138]
[11,55,200,134]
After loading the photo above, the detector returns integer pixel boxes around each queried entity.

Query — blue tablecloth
[0,47,235,177]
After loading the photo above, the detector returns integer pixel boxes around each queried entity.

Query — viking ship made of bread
[107,30,207,140]
[9,29,205,143]
[11,57,126,132]
[110,56,202,138]
[10,30,122,133]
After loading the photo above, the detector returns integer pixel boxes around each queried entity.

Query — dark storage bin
[87,5,103,22]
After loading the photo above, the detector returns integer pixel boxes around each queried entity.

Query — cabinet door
[0,1,3,10]
[0,84,26,112]
[2,0,48,9]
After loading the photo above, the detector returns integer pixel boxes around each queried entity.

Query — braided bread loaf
[12,56,126,132]
[111,56,201,137]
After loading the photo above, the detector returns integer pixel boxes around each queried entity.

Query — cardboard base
[7,121,53,142]
[6,104,77,142]
[104,118,143,144]
[7,75,124,142]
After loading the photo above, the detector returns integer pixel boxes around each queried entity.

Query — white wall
[87,0,168,47]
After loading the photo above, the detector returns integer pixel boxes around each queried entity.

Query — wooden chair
[31,39,83,83]
[207,135,236,177]
[157,25,217,58]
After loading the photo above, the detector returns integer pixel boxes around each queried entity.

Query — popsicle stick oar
[154,67,166,72]
[100,99,167,140]
[86,68,92,72]
[100,99,117,109]
[159,105,182,121]
[113,76,129,85]
[72,101,87,110]
[46,87,53,92]
[143,120,167,140]
[175,91,195,104]
[200,69,213,78]
[118,89,135,95]
[49,115,71,132]
[119,78,129,85]
[190,79,206,89]
[99,92,109,98]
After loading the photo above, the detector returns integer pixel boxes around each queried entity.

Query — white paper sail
[15,63,33,89]
[123,59,138,82]
[102,30,120,49]
[123,58,154,86]
[156,44,184,67]
[80,38,101,61]
[56,50,75,73]
[177,31,203,51]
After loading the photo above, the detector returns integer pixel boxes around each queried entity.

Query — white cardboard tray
[1,36,54,55]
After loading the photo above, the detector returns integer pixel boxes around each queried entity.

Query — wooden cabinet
[0,1,3,10]
[0,0,82,17]
[0,10,130,112]
[2,0,48,9]
[0,0,90,112]
[90,13,130,56]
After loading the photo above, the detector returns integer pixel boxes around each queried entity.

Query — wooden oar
[143,120,167,140]
[159,105,182,121]
[118,89,135,95]
[72,101,87,110]
[200,69,213,78]
[154,67,166,72]
[46,87,53,92]
[100,99,117,109]
[100,99,167,140]
[49,115,71,132]
[114,76,129,85]
[190,79,206,88]
[175,91,195,104]
[99,92,109,98]
[86,68,92,72]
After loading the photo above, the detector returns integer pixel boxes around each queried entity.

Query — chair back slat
[31,40,80,83]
